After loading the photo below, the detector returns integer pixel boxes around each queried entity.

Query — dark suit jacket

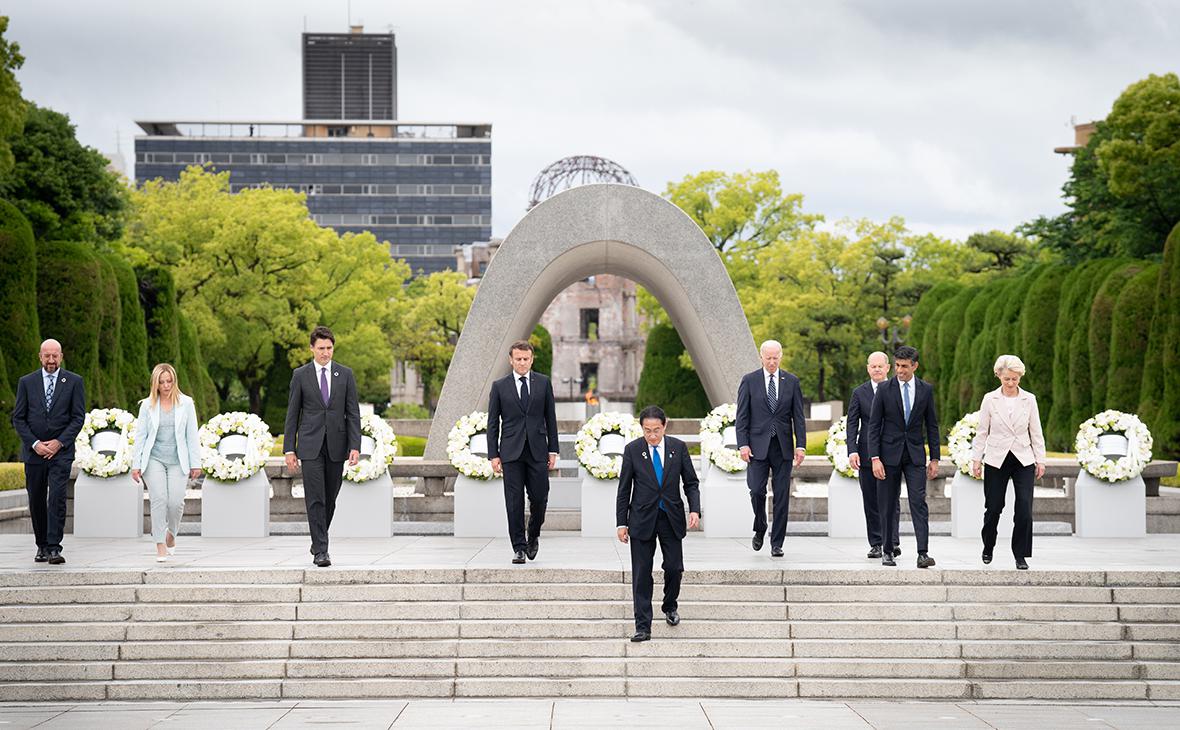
[735,369,806,460]
[867,376,940,467]
[283,361,361,461]
[11,369,87,463]
[615,436,701,541]
[846,380,879,458]
[486,371,559,462]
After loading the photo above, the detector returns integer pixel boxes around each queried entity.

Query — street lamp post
[876,314,913,352]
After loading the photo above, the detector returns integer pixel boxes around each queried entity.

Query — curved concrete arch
[424,183,759,457]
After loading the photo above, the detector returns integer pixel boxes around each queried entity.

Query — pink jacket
[971,387,1047,468]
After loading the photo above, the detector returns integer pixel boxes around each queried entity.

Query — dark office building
[303,28,397,120]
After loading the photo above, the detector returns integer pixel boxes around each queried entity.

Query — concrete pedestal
[333,473,394,537]
[1075,471,1146,538]
[453,474,508,538]
[701,464,751,538]
[950,471,1014,539]
[826,472,865,538]
[580,473,618,537]
[201,471,271,537]
[72,472,142,538]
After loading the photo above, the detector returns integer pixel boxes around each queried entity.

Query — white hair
[760,340,783,355]
[993,354,1026,376]
[867,351,888,365]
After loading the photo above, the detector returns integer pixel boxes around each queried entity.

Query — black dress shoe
[982,550,993,565]
[630,631,651,642]
[512,550,526,564]
[665,610,680,626]
[313,553,331,567]
[752,532,765,551]
[771,547,784,558]
[1016,558,1029,570]
[34,548,48,563]
[526,537,539,561]
[893,547,902,558]
[47,550,65,565]
[867,545,883,559]
[882,554,897,566]
[917,553,936,569]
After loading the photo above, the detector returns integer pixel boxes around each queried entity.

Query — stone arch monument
[424,183,759,457]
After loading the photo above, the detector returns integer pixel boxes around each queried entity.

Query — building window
[580,309,599,341]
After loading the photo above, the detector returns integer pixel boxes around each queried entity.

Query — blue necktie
[653,445,667,512]
[45,374,55,410]
[903,381,912,424]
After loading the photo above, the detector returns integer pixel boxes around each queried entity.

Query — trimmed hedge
[136,264,181,367]
[177,314,220,420]
[530,324,553,377]
[951,291,992,427]
[1019,266,1066,414]
[1047,263,1096,450]
[1107,263,1160,413]
[970,279,1014,405]
[634,323,710,418]
[910,281,962,388]
[933,287,978,425]
[94,255,123,407]
[36,240,101,400]
[103,253,149,410]
[1088,261,1143,414]
[0,352,18,460]
[1145,222,1180,457]
[0,199,40,391]
[1066,259,1126,442]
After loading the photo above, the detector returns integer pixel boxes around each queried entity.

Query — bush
[385,402,431,419]
[1067,259,1127,439]
[530,324,552,376]
[951,292,991,427]
[0,354,18,461]
[36,240,101,399]
[1047,263,1093,449]
[177,314,220,420]
[0,199,40,392]
[933,288,977,425]
[910,281,962,388]
[1087,261,1143,413]
[136,264,181,366]
[969,279,1014,405]
[995,266,1040,356]
[0,462,25,491]
[1107,263,1160,412]
[634,324,711,418]
[93,254,123,407]
[1019,266,1066,413]
[1144,222,1180,457]
[103,253,149,410]
[397,435,427,457]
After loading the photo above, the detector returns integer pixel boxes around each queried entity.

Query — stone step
[113,660,287,680]
[282,678,453,698]
[285,658,455,678]
[796,678,973,699]
[626,678,800,698]
[965,660,1141,679]
[454,677,624,697]
[0,662,113,682]
[118,641,291,661]
[972,679,1147,700]
[0,642,119,662]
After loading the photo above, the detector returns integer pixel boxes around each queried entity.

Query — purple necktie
[320,366,330,405]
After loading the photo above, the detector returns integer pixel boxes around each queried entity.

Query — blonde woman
[131,364,202,562]
[970,355,1046,570]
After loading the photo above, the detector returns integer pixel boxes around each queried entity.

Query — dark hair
[894,345,919,362]
[638,405,667,425]
[509,340,534,354]
[310,326,335,346]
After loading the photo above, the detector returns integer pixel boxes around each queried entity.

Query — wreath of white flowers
[948,411,981,478]
[199,411,274,482]
[824,416,856,479]
[447,410,498,480]
[344,414,398,483]
[699,403,746,473]
[575,411,642,480]
[1075,409,1153,483]
[74,408,137,477]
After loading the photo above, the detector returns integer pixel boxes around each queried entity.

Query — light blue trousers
[143,459,186,543]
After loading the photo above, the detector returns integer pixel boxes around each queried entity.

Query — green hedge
[36,240,101,401]
[0,199,40,391]
[177,314,220,420]
[1107,263,1160,413]
[1088,261,1143,414]
[951,291,991,426]
[93,255,123,407]
[1067,259,1126,441]
[103,253,149,410]
[530,324,553,377]
[0,353,17,460]
[970,279,1014,405]
[634,323,710,418]
[933,288,977,426]
[1019,267,1066,409]
[1145,222,1180,457]
[910,281,962,387]
[136,264,181,366]
[1047,263,1095,450]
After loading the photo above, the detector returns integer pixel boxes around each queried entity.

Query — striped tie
[767,375,777,437]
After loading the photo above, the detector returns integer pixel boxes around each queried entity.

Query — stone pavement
[1,698,1179,729]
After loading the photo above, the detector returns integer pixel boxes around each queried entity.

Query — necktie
[653,445,667,511]
[45,375,55,410]
[767,374,777,437]
[519,376,530,412]
[903,381,911,424]
[320,367,330,406]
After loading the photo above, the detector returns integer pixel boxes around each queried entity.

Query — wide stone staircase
[2,566,1179,701]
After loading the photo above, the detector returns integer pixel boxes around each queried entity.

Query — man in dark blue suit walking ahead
[11,339,86,565]
[616,405,701,643]
[868,345,941,569]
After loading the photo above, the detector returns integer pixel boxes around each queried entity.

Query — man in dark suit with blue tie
[846,351,900,560]
[11,339,87,564]
[735,340,806,557]
[487,340,559,564]
[868,345,940,568]
[616,405,701,642]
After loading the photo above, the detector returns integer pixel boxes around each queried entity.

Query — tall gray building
[303,27,398,120]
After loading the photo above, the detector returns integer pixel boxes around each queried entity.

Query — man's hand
[794,448,805,467]
[739,445,751,463]
[131,469,142,484]
[617,526,629,544]
[849,453,861,471]
[926,459,939,480]
[548,453,557,470]
[44,439,62,456]
[284,453,299,473]
[348,449,360,466]
[971,460,983,479]
[871,458,885,481]
[490,457,502,475]
[688,512,700,530]
[33,442,52,458]
[1035,462,1046,480]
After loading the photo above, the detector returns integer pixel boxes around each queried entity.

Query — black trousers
[25,457,71,551]
[630,508,684,632]
[857,457,899,547]
[982,451,1035,559]
[878,451,930,554]
[303,439,344,555]
[502,446,549,552]
[747,437,792,549]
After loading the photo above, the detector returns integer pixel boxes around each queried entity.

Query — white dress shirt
[514,370,531,397]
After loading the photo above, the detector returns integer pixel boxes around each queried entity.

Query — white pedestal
[826,472,865,538]
[950,471,1015,539]
[201,471,271,537]
[333,473,394,537]
[72,472,142,538]
[581,473,618,537]
[453,474,508,538]
[1075,471,1146,538]
[701,464,751,538]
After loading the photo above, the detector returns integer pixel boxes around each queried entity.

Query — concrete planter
[580,472,618,537]
[333,472,394,537]
[72,472,142,538]
[201,471,271,537]
[826,472,865,538]
[701,464,750,538]
[950,471,1014,539]
[453,474,507,538]
[1075,471,1146,538]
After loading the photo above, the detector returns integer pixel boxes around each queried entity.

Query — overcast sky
[5,0,1178,241]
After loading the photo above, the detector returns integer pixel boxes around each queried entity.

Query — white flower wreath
[447,410,498,480]
[344,414,398,482]
[199,411,274,482]
[575,411,642,480]
[1075,409,1153,483]
[74,408,137,477]
[948,411,982,478]
[699,403,745,473]
[824,416,856,479]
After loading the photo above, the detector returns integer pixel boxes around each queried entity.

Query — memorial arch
[424,183,759,457]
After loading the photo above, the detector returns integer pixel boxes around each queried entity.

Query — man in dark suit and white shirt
[868,345,940,568]
[284,326,361,567]
[847,351,900,560]
[487,340,559,564]
[735,340,806,557]
[616,405,701,642]
[11,339,86,565]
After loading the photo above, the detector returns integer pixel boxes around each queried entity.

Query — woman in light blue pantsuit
[131,364,202,562]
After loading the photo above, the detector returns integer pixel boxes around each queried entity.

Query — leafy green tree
[634,324,710,417]
[965,230,1033,271]
[0,16,26,178]
[0,198,38,391]
[392,270,474,408]
[530,324,553,376]
[1107,263,1159,413]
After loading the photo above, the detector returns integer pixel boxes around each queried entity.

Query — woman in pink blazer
[970,355,1047,570]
